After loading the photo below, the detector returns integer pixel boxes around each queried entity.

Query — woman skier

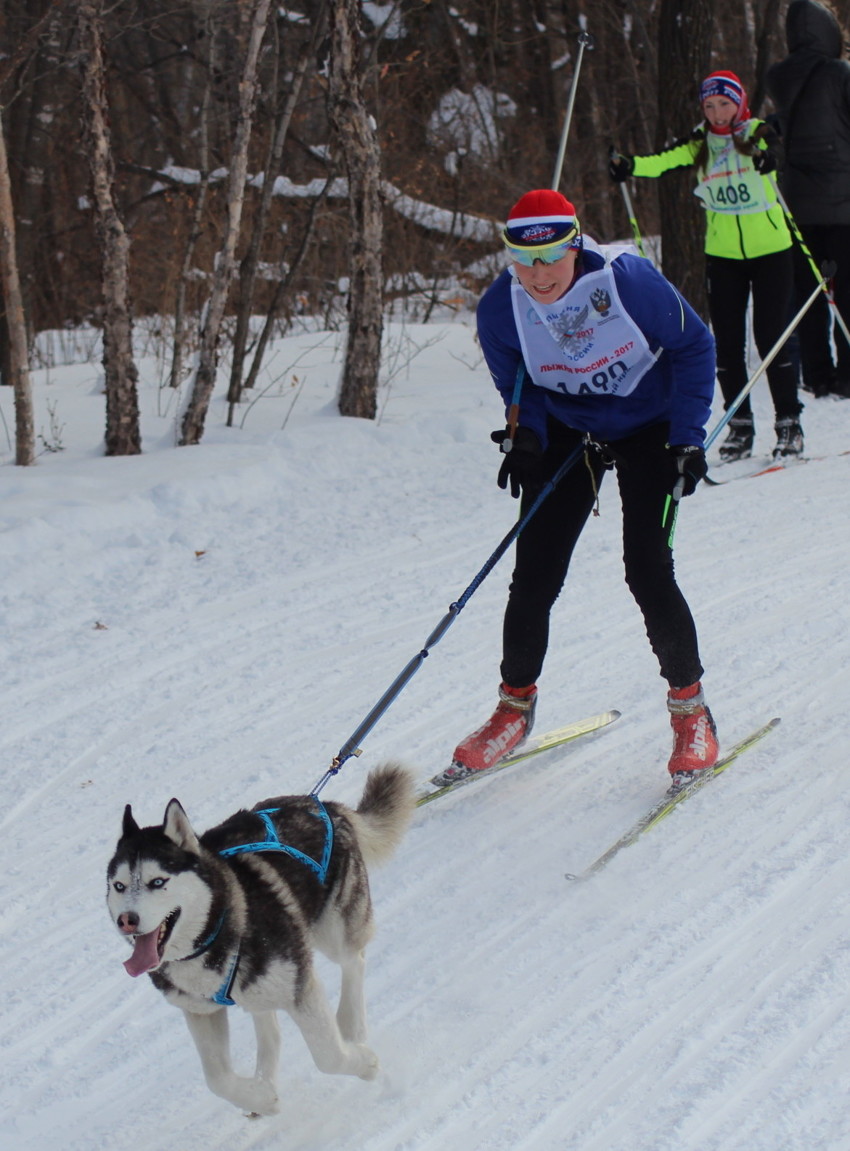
[609,70,804,462]
[439,189,719,793]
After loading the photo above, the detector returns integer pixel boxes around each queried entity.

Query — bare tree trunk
[14,5,67,347]
[180,0,273,447]
[169,16,215,391]
[751,0,785,117]
[78,0,141,456]
[226,16,322,419]
[0,110,35,465]
[657,0,714,320]
[242,182,328,393]
[327,0,384,420]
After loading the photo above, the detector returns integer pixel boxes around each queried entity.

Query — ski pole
[552,30,594,191]
[664,280,819,539]
[311,441,587,795]
[619,179,647,259]
[608,146,649,260]
[768,174,850,347]
[705,274,826,450]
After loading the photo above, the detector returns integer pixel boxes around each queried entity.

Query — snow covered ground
[2,311,849,1151]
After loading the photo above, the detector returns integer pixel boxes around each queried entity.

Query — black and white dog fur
[106,763,415,1116]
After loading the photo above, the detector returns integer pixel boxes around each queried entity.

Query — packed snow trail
[1,322,849,1151]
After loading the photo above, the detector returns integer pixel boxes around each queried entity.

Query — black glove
[752,147,778,174]
[668,444,707,498]
[608,146,634,183]
[491,426,544,499]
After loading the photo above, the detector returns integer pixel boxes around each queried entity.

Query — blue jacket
[477,248,716,447]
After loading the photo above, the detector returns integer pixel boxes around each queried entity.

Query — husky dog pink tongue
[124,928,161,977]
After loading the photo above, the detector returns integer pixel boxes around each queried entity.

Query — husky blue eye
[149,877,167,889]
[113,881,125,892]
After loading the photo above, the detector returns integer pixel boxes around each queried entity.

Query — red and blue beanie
[699,70,751,126]
[504,189,581,247]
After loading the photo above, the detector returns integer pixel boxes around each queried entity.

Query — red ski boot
[432,684,537,786]
[667,682,718,790]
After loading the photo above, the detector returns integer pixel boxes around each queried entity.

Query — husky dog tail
[352,762,416,865]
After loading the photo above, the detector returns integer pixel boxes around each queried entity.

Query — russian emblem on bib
[590,287,612,316]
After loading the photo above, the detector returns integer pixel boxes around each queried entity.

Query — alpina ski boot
[432,683,537,786]
[667,682,719,792]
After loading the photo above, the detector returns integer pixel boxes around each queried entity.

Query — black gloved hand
[752,147,778,174]
[668,444,707,498]
[608,146,634,183]
[491,426,544,499]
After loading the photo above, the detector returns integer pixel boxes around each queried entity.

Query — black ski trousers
[706,249,801,420]
[500,420,704,692]
[791,223,850,389]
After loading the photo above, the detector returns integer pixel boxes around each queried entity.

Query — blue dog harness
[218,798,334,883]
[182,798,335,1006]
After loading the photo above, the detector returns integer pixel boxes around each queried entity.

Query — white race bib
[510,258,660,398]
[693,128,775,215]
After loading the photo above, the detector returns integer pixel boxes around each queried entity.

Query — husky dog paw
[228,1077,280,1117]
[354,1044,380,1081]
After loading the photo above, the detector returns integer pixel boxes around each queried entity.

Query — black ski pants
[791,223,850,389]
[501,420,704,692]
[706,249,801,421]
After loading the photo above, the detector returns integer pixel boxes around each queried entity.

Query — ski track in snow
[1,320,849,1151]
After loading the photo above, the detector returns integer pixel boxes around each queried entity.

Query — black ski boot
[773,416,804,459]
[719,416,754,462]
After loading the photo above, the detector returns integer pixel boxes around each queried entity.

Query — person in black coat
[767,0,850,398]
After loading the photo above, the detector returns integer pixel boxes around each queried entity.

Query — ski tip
[595,708,621,721]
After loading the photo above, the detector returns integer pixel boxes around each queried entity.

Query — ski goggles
[502,227,581,266]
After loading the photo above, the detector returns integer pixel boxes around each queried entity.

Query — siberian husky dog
[106,763,415,1116]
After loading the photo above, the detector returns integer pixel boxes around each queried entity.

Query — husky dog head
[107,800,219,978]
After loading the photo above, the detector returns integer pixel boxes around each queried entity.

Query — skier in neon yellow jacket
[610,70,804,462]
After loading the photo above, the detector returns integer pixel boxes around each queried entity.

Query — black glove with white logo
[608,147,635,182]
[668,444,707,498]
[491,426,544,499]
[752,147,778,174]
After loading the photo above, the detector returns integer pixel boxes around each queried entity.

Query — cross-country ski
[566,718,781,879]
[705,447,850,484]
[417,710,621,806]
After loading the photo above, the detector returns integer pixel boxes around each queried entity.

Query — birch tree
[169,14,215,393]
[179,0,273,446]
[226,14,324,419]
[327,0,384,420]
[78,0,141,456]
[0,109,35,465]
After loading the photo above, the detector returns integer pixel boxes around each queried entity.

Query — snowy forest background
[2,0,847,459]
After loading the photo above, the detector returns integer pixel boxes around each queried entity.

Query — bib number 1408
[710,182,752,207]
